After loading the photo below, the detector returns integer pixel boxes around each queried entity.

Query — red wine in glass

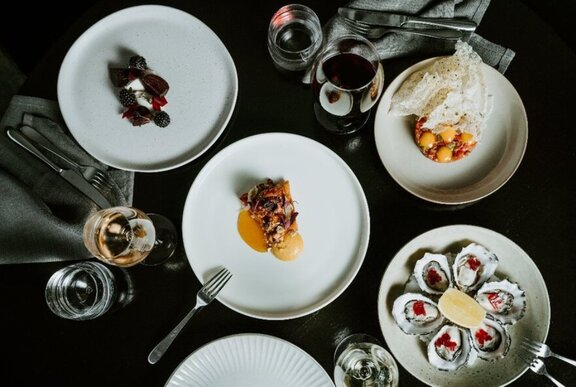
[311,36,384,134]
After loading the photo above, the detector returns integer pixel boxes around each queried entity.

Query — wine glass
[311,34,384,134]
[334,333,399,387]
[83,206,177,267]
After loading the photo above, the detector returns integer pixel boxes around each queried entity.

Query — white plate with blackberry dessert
[58,5,238,172]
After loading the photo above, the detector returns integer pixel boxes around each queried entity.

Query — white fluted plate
[165,334,334,387]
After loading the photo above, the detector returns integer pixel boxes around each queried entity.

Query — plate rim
[374,58,528,204]
[57,4,238,172]
[181,132,370,320]
[377,224,550,387]
[164,333,335,387]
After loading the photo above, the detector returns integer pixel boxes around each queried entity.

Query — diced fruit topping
[475,329,493,346]
[129,55,148,70]
[153,111,171,128]
[426,268,443,286]
[467,256,481,271]
[119,89,137,107]
[435,333,457,352]
[412,300,426,316]
[141,74,170,97]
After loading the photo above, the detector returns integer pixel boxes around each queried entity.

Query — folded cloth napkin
[317,0,514,76]
[0,95,134,264]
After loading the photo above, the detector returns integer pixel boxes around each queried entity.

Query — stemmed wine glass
[311,34,384,134]
[83,206,177,267]
[334,333,399,387]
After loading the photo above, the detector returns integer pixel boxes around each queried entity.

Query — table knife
[7,128,111,209]
[338,7,477,31]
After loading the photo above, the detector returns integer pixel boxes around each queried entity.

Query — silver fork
[521,338,576,367]
[20,126,114,191]
[518,353,565,387]
[341,17,462,40]
[148,267,232,364]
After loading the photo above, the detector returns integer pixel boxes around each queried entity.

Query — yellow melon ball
[419,131,436,149]
[436,146,453,162]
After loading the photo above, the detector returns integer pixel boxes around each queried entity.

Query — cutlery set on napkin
[325,0,515,73]
[0,96,134,264]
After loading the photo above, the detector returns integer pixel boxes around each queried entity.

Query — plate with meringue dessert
[374,41,527,204]
[58,5,237,172]
[378,225,550,387]
[182,133,369,320]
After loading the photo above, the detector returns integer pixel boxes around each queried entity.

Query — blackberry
[129,55,148,70]
[119,89,137,107]
[153,111,171,128]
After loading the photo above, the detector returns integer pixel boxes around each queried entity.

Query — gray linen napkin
[0,95,134,264]
[314,0,514,78]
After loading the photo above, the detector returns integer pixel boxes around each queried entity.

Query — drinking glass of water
[83,206,177,267]
[311,35,384,134]
[45,261,116,320]
[334,333,399,387]
[267,4,323,72]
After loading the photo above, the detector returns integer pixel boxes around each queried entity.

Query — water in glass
[334,334,398,387]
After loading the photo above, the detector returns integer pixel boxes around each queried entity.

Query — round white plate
[165,334,334,387]
[58,5,237,172]
[182,133,370,320]
[377,225,550,387]
[374,59,527,204]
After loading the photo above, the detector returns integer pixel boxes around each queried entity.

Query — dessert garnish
[389,41,493,163]
[392,243,526,370]
[237,178,303,261]
[109,55,171,127]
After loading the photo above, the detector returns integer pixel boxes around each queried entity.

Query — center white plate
[377,225,550,386]
[374,59,528,204]
[182,133,370,320]
[58,5,238,172]
[165,334,334,387]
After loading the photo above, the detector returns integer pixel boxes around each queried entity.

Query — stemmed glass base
[140,213,178,266]
[333,333,399,387]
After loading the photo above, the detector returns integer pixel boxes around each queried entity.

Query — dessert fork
[148,267,232,364]
[341,17,462,40]
[521,338,576,367]
[20,126,114,191]
[519,353,565,387]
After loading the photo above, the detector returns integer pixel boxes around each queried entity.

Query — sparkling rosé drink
[83,207,156,267]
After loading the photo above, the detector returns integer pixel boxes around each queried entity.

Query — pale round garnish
[272,232,304,261]
[438,287,486,328]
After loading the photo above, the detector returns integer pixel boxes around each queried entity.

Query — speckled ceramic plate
[377,225,550,387]
[165,334,334,387]
[58,5,237,172]
[374,59,527,204]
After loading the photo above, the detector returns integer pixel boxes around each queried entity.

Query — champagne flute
[334,333,399,387]
[83,206,177,267]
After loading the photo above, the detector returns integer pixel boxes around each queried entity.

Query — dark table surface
[3,0,576,386]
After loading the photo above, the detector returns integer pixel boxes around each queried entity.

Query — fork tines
[520,338,543,354]
[204,267,232,297]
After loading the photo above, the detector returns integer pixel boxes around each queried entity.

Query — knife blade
[7,128,111,209]
[338,7,477,31]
